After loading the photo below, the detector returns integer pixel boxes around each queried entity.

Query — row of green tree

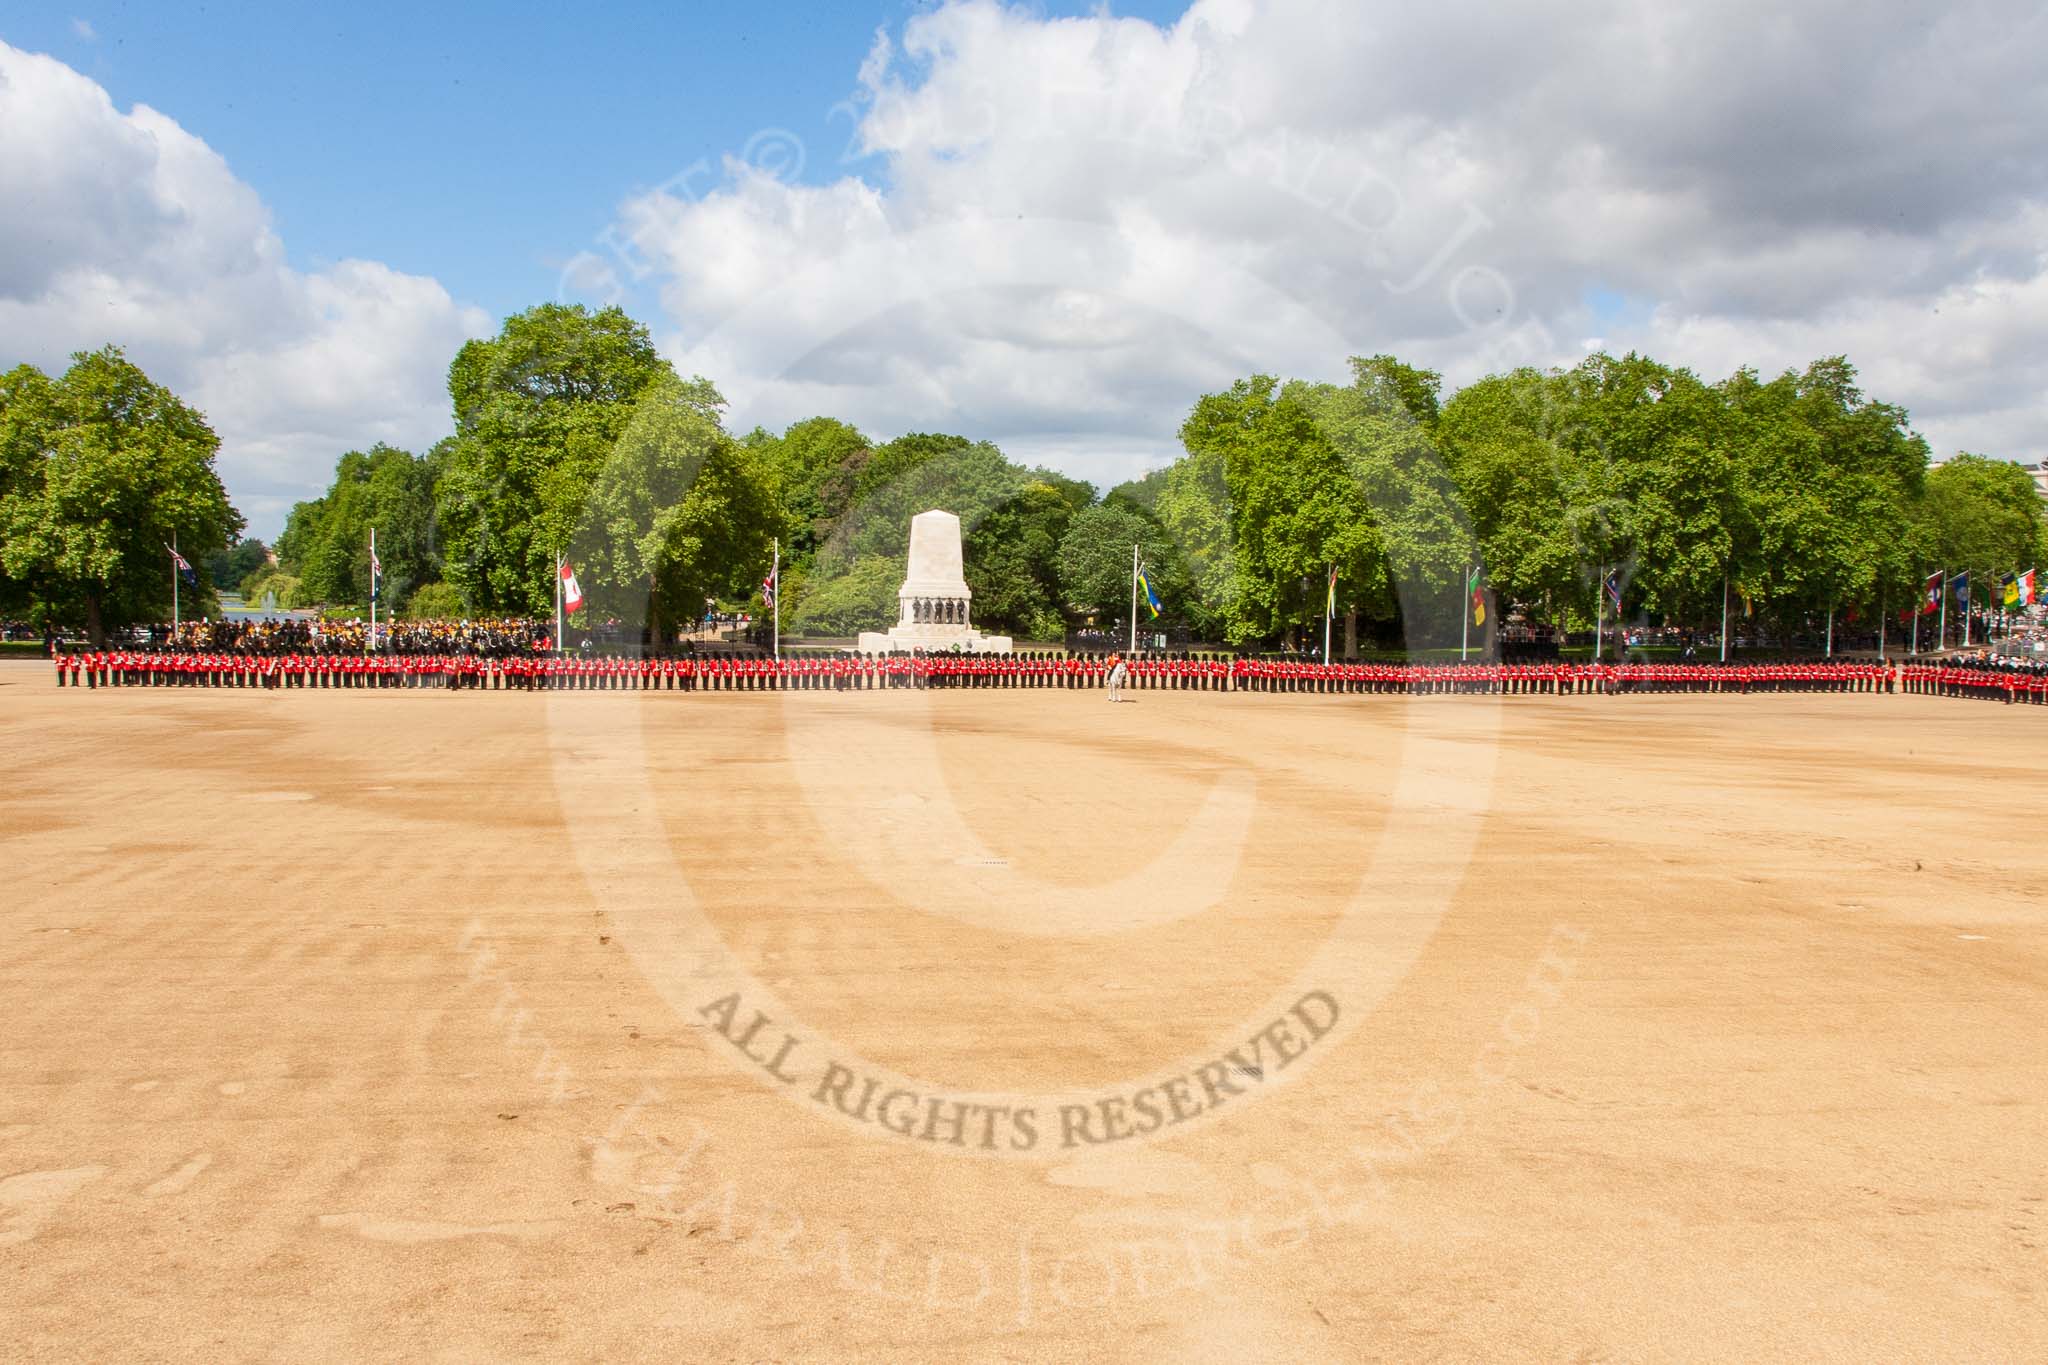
[5,305,2042,646]
[1156,353,2047,648]
[251,305,1141,640]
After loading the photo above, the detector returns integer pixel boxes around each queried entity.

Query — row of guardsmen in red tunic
[1229,659,1898,694]
[50,649,2048,702]
[1898,660,2048,703]
[49,650,1216,691]
[55,650,2033,700]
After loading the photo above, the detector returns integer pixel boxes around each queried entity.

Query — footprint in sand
[144,1154,212,1197]
[0,1166,106,1246]
[317,1212,563,1244]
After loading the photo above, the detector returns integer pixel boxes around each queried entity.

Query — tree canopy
[272,442,440,610]
[0,346,241,640]
[572,374,779,638]
[436,304,673,615]
[7,305,2038,654]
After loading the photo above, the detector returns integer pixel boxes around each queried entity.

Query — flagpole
[1460,563,1470,663]
[1962,573,1971,648]
[1825,601,1832,658]
[1325,562,1334,663]
[1938,569,1947,650]
[1595,565,1604,663]
[1911,579,1919,656]
[771,537,780,664]
[1878,589,1886,663]
[555,551,564,654]
[172,532,180,633]
[368,526,377,652]
[1719,569,1729,663]
[1129,544,1139,653]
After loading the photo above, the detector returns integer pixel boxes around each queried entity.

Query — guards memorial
[856,509,1013,654]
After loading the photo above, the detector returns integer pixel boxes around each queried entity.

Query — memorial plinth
[855,509,1013,654]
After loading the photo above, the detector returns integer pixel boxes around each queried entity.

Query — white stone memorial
[856,509,1013,654]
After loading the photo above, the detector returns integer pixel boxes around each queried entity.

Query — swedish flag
[1136,563,1163,619]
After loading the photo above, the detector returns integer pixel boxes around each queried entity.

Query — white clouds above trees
[4,1,2042,535]
[0,42,489,534]
[596,0,2048,480]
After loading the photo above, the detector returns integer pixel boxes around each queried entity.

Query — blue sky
[3,1,2042,537]
[12,1,1185,321]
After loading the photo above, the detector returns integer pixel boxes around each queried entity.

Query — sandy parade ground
[3,657,2045,1362]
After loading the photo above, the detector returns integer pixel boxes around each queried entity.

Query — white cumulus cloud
[0,42,490,536]
[586,0,2048,481]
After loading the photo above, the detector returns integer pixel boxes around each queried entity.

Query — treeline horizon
[5,302,2044,646]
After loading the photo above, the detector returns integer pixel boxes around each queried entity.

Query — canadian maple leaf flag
[560,559,584,613]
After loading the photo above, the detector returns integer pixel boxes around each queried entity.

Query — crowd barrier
[37,650,2048,703]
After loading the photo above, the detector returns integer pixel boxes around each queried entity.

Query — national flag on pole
[2019,568,2038,606]
[1922,571,1943,615]
[1467,566,1485,627]
[369,540,382,601]
[1952,570,1970,608]
[1741,591,1754,619]
[1136,562,1163,619]
[559,558,584,613]
[2002,571,2019,607]
[1326,564,1338,617]
[168,543,197,586]
[762,563,778,608]
[1604,572,1622,613]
